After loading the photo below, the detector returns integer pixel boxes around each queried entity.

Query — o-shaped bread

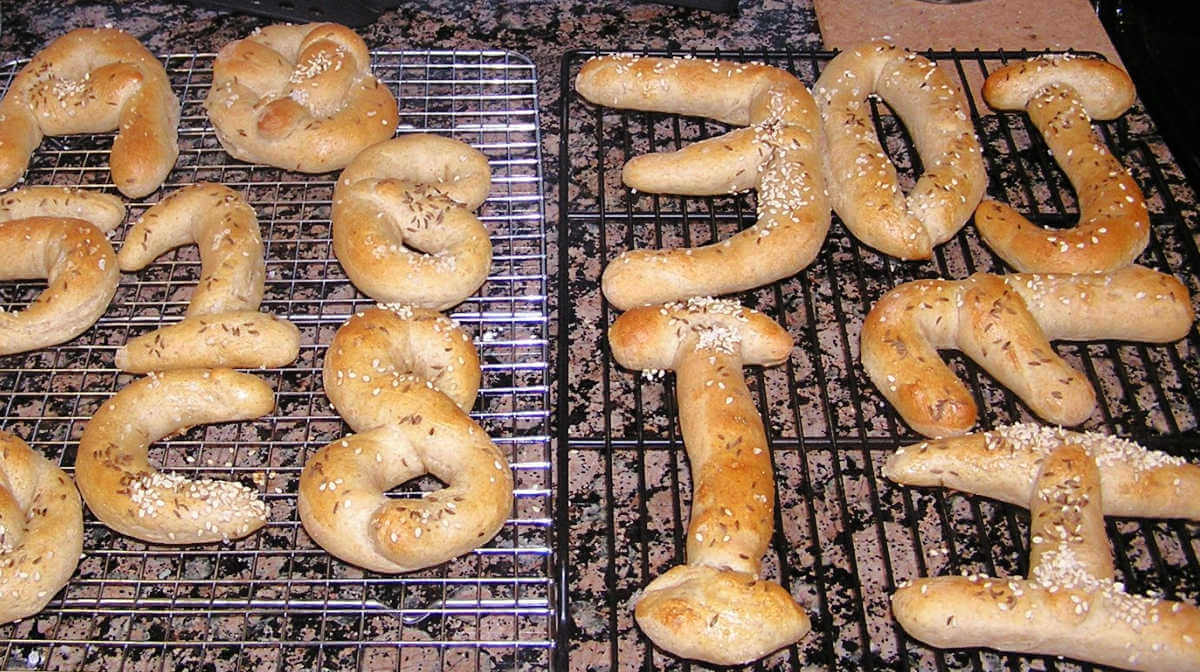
[114,183,299,372]
[205,23,399,173]
[814,41,987,259]
[608,297,810,665]
[0,28,180,198]
[977,56,1146,272]
[1,201,121,355]
[0,430,83,625]
[332,134,493,310]
[298,305,512,573]
[576,55,830,310]
[76,368,272,544]
[884,423,1200,520]
[860,265,1193,437]
[892,444,1200,670]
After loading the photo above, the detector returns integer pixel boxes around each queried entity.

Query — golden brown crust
[205,23,398,173]
[577,55,829,310]
[0,28,179,198]
[298,306,512,573]
[0,430,83,625]
[814,40,986,259]
[0,187,125,234]
[75,369,273,544]
[978,56,1146,273]
[114,311,300,373]
[332,135,493,310]
[861,265,1193,437]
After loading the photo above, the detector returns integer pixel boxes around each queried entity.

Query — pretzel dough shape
[892,443,1200,670]
[576,55,830,310]
[814,41,987,259]
[76,368,272,544]
[0,430,83,625]
[206,23,399,173]
[884,423,1200,520]
[332,134,493,310]
[0,28,180,198]
[298,306,513,573]
[114,183,299,372]
[609,297,809,665]
[860,265,1193,438]
[977,55,1146,273]
[1,187,125,355]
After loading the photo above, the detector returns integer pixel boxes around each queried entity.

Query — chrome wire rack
[0,50,554,670]
[558,48,1200,671]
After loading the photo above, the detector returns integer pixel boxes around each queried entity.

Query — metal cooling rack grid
[558,48,1200,671]
[0,50,554,671]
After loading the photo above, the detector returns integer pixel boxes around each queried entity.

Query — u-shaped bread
[114,184,299,372]
[609,298,810,665]
[0,194,122,355]
[576,55,830,310]
[298,306,512,573]
[814,41,987,259]
[0,430,83,625]
[332,135,493,310]
[860,265,1193,437]
[76,368,273,544]
[0,28,180,197]
[205,23,399,173]
[977,55,1147,272]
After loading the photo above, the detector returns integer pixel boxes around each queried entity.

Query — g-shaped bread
[76,368,273,544]
[892,444,1200,670]
[977,55,1147,272]
[609,298,809,665]
[205,23,398,173]
[332,135,493,310]
[1,188,123,355]
[0,28,180,197]
[115,184,299,372]
[0,430,83,625]
[298,305,512,573]
[883,423,1200,520]
[814,40,987,259]
[576,55,830,310]
[860,265,1193,437]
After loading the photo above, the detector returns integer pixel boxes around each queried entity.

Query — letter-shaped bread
[608,297,809,665]
[576,55,830,310]
[0,28,180,197]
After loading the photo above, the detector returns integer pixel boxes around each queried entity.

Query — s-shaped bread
[609,297,810,665]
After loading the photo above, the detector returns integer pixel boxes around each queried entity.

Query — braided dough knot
[576,55,830,310]
[0,28,180,197]
[0,187,125,355]
[298,306,513,573]
[0,430,83,624]
[333,134,493,310]
[205,23,399,172]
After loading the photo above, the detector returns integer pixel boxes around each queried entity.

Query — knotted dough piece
[576,55,830,310]
[892,444,1200,670]
[0,28,180,197]
[114,183,299,372]
[608,297,810,665]
[206,23,399,173]
[332,135,493,310]
[298,305,513,573]
[884,423,1200,520]
[977,55,1146,272]
[814,41,987,259]
[860,265,1193,437]
[76,368,273,544]
[1,187,125,355]
[0,430,83,625]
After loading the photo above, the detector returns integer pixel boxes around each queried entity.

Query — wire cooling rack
[558,48,1200,671]
[0,50,553,670]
